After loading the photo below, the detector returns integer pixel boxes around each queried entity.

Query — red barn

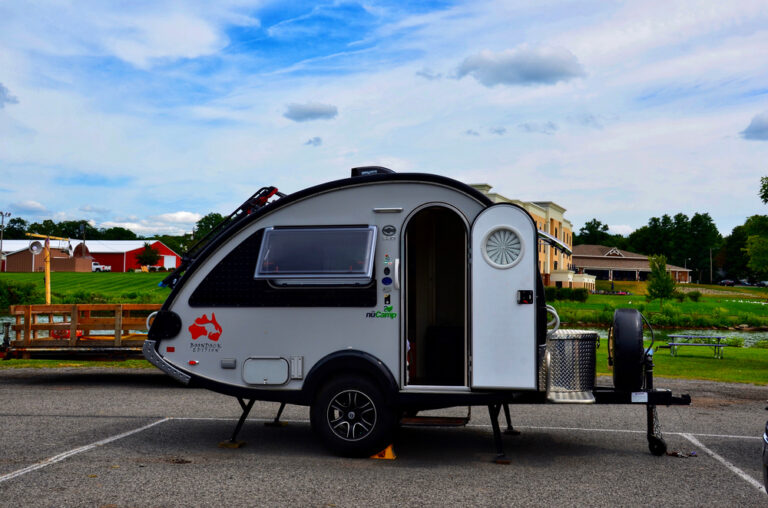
[73,240,181,273]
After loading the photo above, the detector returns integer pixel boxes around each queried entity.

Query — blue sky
[1,0,767,236]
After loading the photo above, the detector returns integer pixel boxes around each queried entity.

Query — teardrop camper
[145,167,690,460]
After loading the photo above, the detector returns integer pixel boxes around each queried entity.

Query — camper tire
[611,308,645,391]
[311,375,396,457]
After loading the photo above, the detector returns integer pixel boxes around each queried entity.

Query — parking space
[0,369,766,506]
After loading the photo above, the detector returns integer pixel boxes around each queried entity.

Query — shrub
[751,340,768,349]
[572,288,589,302]
[673,291,686,302]
[687,290,702,302]
[544,287,557,301]
[725,338,744,347]
[0,280,44,311]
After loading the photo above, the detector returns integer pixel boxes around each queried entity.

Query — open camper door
[471,203,537,390]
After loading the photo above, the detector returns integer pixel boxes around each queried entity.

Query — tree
[746,235,768,278]
[4,217,28,239]
[761,176,768,204]
[646,255,675,307]
[193,213,225,241]
[101,227,138,240]
[576,219,610,245]
[136,242,160,266]
[687,213,722,283]
[57,220,100,240]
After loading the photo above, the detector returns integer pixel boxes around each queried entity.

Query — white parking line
[0,417,171,484]
[681,433,766,494]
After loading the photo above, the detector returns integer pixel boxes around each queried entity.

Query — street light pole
[0,211,10,272]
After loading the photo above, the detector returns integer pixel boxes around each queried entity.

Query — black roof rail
[160,186,283,289]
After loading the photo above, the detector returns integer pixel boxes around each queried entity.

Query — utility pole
[26,232,69,304]
[0,211,10,272]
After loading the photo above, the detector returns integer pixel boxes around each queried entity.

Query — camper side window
[254,226,376,285]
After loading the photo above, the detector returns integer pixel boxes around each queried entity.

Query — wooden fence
[5,304,161,358]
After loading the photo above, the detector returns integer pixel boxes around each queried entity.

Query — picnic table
[656,334,730,359]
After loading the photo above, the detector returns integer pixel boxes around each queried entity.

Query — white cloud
[79,205,111,215]
[11,200,47,214]
[103,13,226,69]
[284,102,338,122]
[740,111,768,140]
[609,224,634,236]
[152,211,202,224]
[305,136,322,146]
[456,46,585,87]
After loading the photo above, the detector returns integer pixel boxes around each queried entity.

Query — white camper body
[145,168,689,459]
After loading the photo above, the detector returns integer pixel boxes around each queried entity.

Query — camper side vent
[290,356,304,379]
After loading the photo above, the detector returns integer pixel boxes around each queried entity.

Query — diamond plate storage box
[540,330,599,401]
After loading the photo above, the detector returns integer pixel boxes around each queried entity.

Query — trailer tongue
[144,167,690,461]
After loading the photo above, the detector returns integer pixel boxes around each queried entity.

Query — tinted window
[189,229,377,308]
[255,227,376,281]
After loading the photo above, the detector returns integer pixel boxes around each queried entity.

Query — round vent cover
[482,227,523,269]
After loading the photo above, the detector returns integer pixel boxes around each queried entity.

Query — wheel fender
[303,350,398,405]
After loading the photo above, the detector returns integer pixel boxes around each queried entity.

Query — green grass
[0,272,171,309]
[595,339,768,385]
[553,282,768,328]
[4,343,766,385]
[0,358,154,369]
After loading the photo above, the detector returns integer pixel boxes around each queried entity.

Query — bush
[751,340,768,349]
[572,288,589,302]
[673,291,686,302]
[687,290,702,302]
[0,280,44,311]
[56,290,109,304]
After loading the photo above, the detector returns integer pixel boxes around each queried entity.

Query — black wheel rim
[326,389,377,441]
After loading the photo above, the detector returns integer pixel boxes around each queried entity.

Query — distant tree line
[1,213,228,259]
[574,212,768,283]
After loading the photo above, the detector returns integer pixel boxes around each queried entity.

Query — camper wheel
[611,308,645,391]
[311,375,396,457]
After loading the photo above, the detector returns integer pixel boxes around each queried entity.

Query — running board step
[400,416,470,427]
[547,391,596,404]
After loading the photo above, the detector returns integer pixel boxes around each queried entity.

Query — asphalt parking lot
[0,368,766,507]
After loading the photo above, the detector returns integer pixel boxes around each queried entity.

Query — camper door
[471,203,537,390]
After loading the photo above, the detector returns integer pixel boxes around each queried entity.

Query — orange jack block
[370,444,396,460]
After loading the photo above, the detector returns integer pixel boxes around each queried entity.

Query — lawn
[3,342,766,385]
[0,271,171,308]
[553,281,768,329]
[596,339,768,385]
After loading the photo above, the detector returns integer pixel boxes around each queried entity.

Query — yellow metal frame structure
[25,233,70,304]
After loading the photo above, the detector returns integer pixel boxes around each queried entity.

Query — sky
[1,0,767,237]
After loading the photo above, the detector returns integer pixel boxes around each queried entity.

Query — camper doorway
[403,205,468,388]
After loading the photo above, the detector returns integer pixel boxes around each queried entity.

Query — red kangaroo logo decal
[188,313,223,342]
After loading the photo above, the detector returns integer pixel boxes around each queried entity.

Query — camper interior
[404,205,467,387]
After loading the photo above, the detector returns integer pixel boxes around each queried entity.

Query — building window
[554,261,558,270]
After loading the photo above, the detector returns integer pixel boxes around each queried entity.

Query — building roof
[1,239,171,256]
[1,239,74,255]
[573,244,689,272]
[71,240,162,254]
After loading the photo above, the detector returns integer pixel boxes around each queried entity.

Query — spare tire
[611,308,645,391]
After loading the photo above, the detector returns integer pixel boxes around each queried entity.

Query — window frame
[253,225,377,285]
